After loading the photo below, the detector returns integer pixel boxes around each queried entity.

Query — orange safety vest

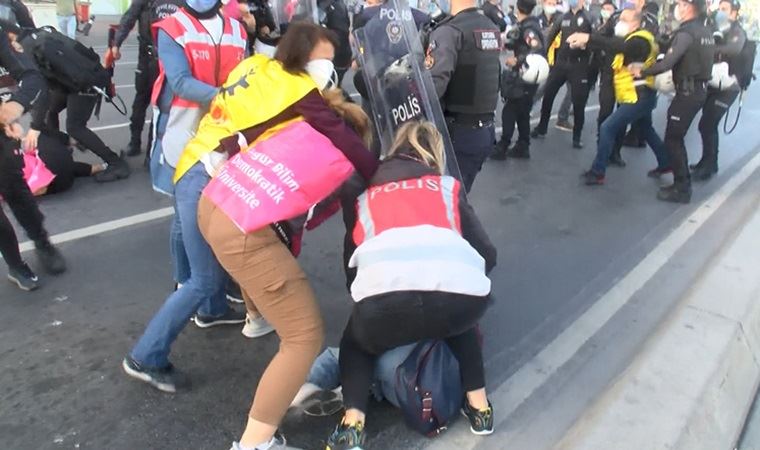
[150,8,247,167]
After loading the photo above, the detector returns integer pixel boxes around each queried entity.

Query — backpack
[394,340,463,437]
[21,26,111,93]
[732,38,756,90]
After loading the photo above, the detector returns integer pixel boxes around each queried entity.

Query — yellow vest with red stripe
[547,32,562,66]
[151,9,247,168]
[174,54,319,182]
[612,29,658,104]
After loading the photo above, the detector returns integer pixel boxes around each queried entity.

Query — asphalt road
[2,17,760,450]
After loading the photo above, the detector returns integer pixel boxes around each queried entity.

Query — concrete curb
[554,204,760,450]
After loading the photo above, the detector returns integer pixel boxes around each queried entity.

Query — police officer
[0,9,66,291]
[693,0,746,180]
[631,0,714,203]
[493,0,544,159]
[318,0,351,85]
[482,0,507,32]
[111,0,183,157]
[426,0,501,192]
[531,0,593,148]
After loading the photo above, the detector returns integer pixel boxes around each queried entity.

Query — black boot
[95,158,131,183]
[124,139,142,157]
[608,148,626,167]
[35,240,67,275]
[657,183,692,204]
[490,141,509,160]
[506,141,530,159]
[691,164,717,181]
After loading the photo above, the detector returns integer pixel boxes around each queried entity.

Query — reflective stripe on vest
[612,29,658,104]
[353,175,462,246]
[548,32,562,67]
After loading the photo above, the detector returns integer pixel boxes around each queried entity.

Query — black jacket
[341,157,497,289]
[0,31,46,119]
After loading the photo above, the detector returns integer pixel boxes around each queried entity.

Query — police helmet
[709,61,737,90]
[0,2,20,33]
[654,70,675,94]
[521,54,550,85]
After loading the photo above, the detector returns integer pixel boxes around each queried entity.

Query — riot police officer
[111,0,183,157]
[426,0,501,192]
[693,0,746,180]
[631,0,714,203]
[493,0,545,159]
[482,0,507,32]
[531,0,593,148]
[0,10,67,290]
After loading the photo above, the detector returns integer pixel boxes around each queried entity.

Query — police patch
[425,41,436,69]
[475,29,501,51]
[386,21,403,44]
[577,17,584,26]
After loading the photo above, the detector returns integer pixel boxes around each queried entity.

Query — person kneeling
[327,122,497,449]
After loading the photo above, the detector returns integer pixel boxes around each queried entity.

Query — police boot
[691,164,718,181]
[657,182,692,204]
[506,141,530,159]
[608,148,626,167]
[491,141,509,160]
[623,130,645,148]
[124,138,142,157]
[95,158,131,183]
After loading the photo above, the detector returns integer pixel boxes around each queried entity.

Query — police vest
[349,174,491,302]
[441,9,501,115]
[139,0,183,44]
[175,54,318,182]
[151,9,247,169]
[612,30,658,104]
[672,19,715,84]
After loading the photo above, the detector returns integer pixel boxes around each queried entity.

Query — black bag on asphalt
[21,26,111,93]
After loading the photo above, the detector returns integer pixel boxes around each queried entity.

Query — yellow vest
[612,29,658,104]
[174,54,318,182]
[548,32,562,67]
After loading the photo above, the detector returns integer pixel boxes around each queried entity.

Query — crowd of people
[0,0,755,448]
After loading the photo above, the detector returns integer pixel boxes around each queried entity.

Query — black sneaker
[7,263,39,291]
[506,142,530,159]
[122,356,177,393]
[35,241,66,275]
[530,128,546,139]
[691,165,717,181]
[461,400,494,436]
[555,119,573,132]
[490,142,508,160]
[193,308,246,328]
[657,184,692,204]
[608,152,626,167]
[326,420,366,450]
[647,167,673,178]
[226,282,245,304]
[572,140,584,149]
[95,159,131,183]
[124,142,142,157]
[582,170,605,186]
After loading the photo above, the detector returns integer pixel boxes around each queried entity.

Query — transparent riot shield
[270,0,319,32]
[352,0,462,180]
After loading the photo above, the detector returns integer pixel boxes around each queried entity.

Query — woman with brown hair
[182,22,377,450]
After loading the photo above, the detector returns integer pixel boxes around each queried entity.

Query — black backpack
[21,26,111,93]
[732,38,756,90]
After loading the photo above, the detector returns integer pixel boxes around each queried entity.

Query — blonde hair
[322,88,372,148]
[387,121,446,174]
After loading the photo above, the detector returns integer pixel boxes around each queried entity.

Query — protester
[327,121,496,449]
[56,0,79,39]
[122,0,250,394]
[184,22,377,449]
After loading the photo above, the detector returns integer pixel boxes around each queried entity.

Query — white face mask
[305,58,336,90]
[614,21,630,37]
[674,4,684,22]
[544,5,557,15]
[600,9,612,21]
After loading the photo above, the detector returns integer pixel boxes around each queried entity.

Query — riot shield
[270,0,319,32]
[352,0,462,180]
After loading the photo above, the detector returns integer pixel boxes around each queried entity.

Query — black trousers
[46,89,121,165]
[501,84,539,146]
[697,88,740,171]
[339,291,489,413]
[536,59,592,142]
[448,119,496,193]
[665,85,708,186]
[130,46,159,147]
[0,139,49,270]
[597,72,615,137]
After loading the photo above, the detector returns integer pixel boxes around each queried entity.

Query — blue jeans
[130,163,229,369]
[591,88,668,175]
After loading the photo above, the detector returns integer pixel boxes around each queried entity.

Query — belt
[445,113,494,127]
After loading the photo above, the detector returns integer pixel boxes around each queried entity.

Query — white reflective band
[356,192,375,240]
[237,132,248,150]
[440,176,458,232]
[633,80,649,86]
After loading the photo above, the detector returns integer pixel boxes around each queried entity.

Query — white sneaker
[242,314,275,338]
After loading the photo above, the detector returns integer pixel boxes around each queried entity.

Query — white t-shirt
[199,15,224,43]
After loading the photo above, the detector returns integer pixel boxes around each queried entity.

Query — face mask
[674,4,684,22]
[715,10,730,30]
[186,0,220,13]
[567,0,579,9]
[614,21,630,36]
[600,9,612,20]
[544,5,557,15]
[305,58,336,90]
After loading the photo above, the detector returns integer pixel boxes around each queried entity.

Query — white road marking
[19,208,175,253]
[115,84,135,89]
[425,147,760,450]
[91,120,150,131]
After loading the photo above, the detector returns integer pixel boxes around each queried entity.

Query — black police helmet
[0,2,20,34]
